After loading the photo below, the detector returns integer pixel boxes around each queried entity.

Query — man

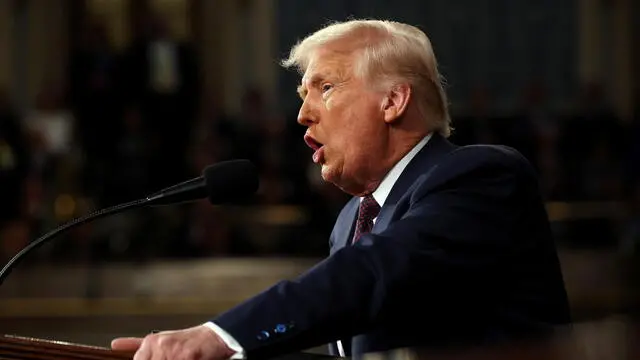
[112,19,571,360]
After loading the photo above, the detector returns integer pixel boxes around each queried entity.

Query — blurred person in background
[110,107,152,204]
[0,91,30,223]
[111,19,571,359]
[0,90,32,261]
[67,17,123,205]
[560,82,623,201]
[121,12,200,192]
[23,83,76,182]
[512,82,561,199]
[0,218,31,265]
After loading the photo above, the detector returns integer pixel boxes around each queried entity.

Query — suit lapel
[372,133,456,233]
[331,134,456,252]
[329,197,359,254]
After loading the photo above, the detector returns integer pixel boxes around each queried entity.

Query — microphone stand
[0,160,269,360]
[0,197,150,288]
[0,158,257,288]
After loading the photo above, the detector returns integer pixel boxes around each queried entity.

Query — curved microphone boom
[0,159,258,288]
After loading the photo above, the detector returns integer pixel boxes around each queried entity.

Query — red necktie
[351,195,381,244]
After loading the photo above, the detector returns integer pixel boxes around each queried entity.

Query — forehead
[301,48,354,85]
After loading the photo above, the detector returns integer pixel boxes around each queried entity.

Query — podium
[0,327,627,360]
[0,334,132,360]
[0,334,342,360]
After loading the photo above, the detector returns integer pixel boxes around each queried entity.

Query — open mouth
[304,134,323,151]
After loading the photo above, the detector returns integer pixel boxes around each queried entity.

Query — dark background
[0,0,638,356]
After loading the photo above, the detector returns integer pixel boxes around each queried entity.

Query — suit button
[256,331,270,340]
[274,324,287,333]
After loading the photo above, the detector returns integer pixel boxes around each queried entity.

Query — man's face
[297,47,388,195]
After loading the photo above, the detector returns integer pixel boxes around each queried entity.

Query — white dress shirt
[204,134,432,359]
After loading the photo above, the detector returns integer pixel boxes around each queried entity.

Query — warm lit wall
[199,0,277,114]
[85,0,277,115]
[610,0,633,120]
[0,0,632,118]
[86,0,130,50]
[0,0,11,93]
[579,0,634,120]
[149,0,190,40]
[27,0,68,103]
[636,0,640,111]
[199,0,242,114]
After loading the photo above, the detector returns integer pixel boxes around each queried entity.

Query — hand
[111,325,236,360]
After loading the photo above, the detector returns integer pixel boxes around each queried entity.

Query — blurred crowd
[0,18,638,265]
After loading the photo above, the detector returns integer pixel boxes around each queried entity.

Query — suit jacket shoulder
[415,143,539,194]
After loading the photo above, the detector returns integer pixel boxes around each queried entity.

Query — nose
[297,99,317,127]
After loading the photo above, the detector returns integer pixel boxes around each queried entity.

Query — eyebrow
[296,84,307,99]
[296,75,324,99]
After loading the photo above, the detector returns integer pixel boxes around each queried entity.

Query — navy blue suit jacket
[213,134,571,359]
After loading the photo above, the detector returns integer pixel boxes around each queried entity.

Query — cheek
[323,93,378,159]
[324,95,335,111]
[334,115,367,159]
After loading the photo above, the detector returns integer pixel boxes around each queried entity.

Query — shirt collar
[367,133,432,206]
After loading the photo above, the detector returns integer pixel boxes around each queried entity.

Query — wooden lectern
[0,334,342,360]
[0,334,133,360]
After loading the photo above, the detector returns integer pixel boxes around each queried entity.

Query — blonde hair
[281,19,451,137]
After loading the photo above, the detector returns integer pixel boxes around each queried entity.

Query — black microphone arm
[0,197,149,287]
[0,159,259,288]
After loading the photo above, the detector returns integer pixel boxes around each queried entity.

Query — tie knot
[359,194,380,220]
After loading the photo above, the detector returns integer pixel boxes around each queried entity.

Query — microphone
[0,159,259,288]
[145,159,259,206]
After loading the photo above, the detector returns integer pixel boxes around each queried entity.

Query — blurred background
[0,0,638,356]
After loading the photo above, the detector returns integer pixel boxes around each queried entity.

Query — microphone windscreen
[203,159,259,204]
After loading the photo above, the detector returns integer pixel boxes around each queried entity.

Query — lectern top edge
[0,334,133,360]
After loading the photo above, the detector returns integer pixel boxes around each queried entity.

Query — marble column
[577,0,602,85]
[247,0,277,111]
[578,0,634,120]
[149,0,190,40]
[198,0,278,116]
[610,0,633,121]
[87,0,130,50]
[199,0,242,114]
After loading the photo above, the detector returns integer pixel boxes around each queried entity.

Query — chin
[320,164,334,182]
[321,166,362,196]
[320,163,343,186]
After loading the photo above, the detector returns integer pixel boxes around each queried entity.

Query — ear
[381,83,411,124]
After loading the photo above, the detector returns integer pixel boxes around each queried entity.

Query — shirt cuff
[202,322,246,359]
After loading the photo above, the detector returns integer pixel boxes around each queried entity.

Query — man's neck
[369,133,432,206]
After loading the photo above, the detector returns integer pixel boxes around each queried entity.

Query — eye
[321,83,334,93]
